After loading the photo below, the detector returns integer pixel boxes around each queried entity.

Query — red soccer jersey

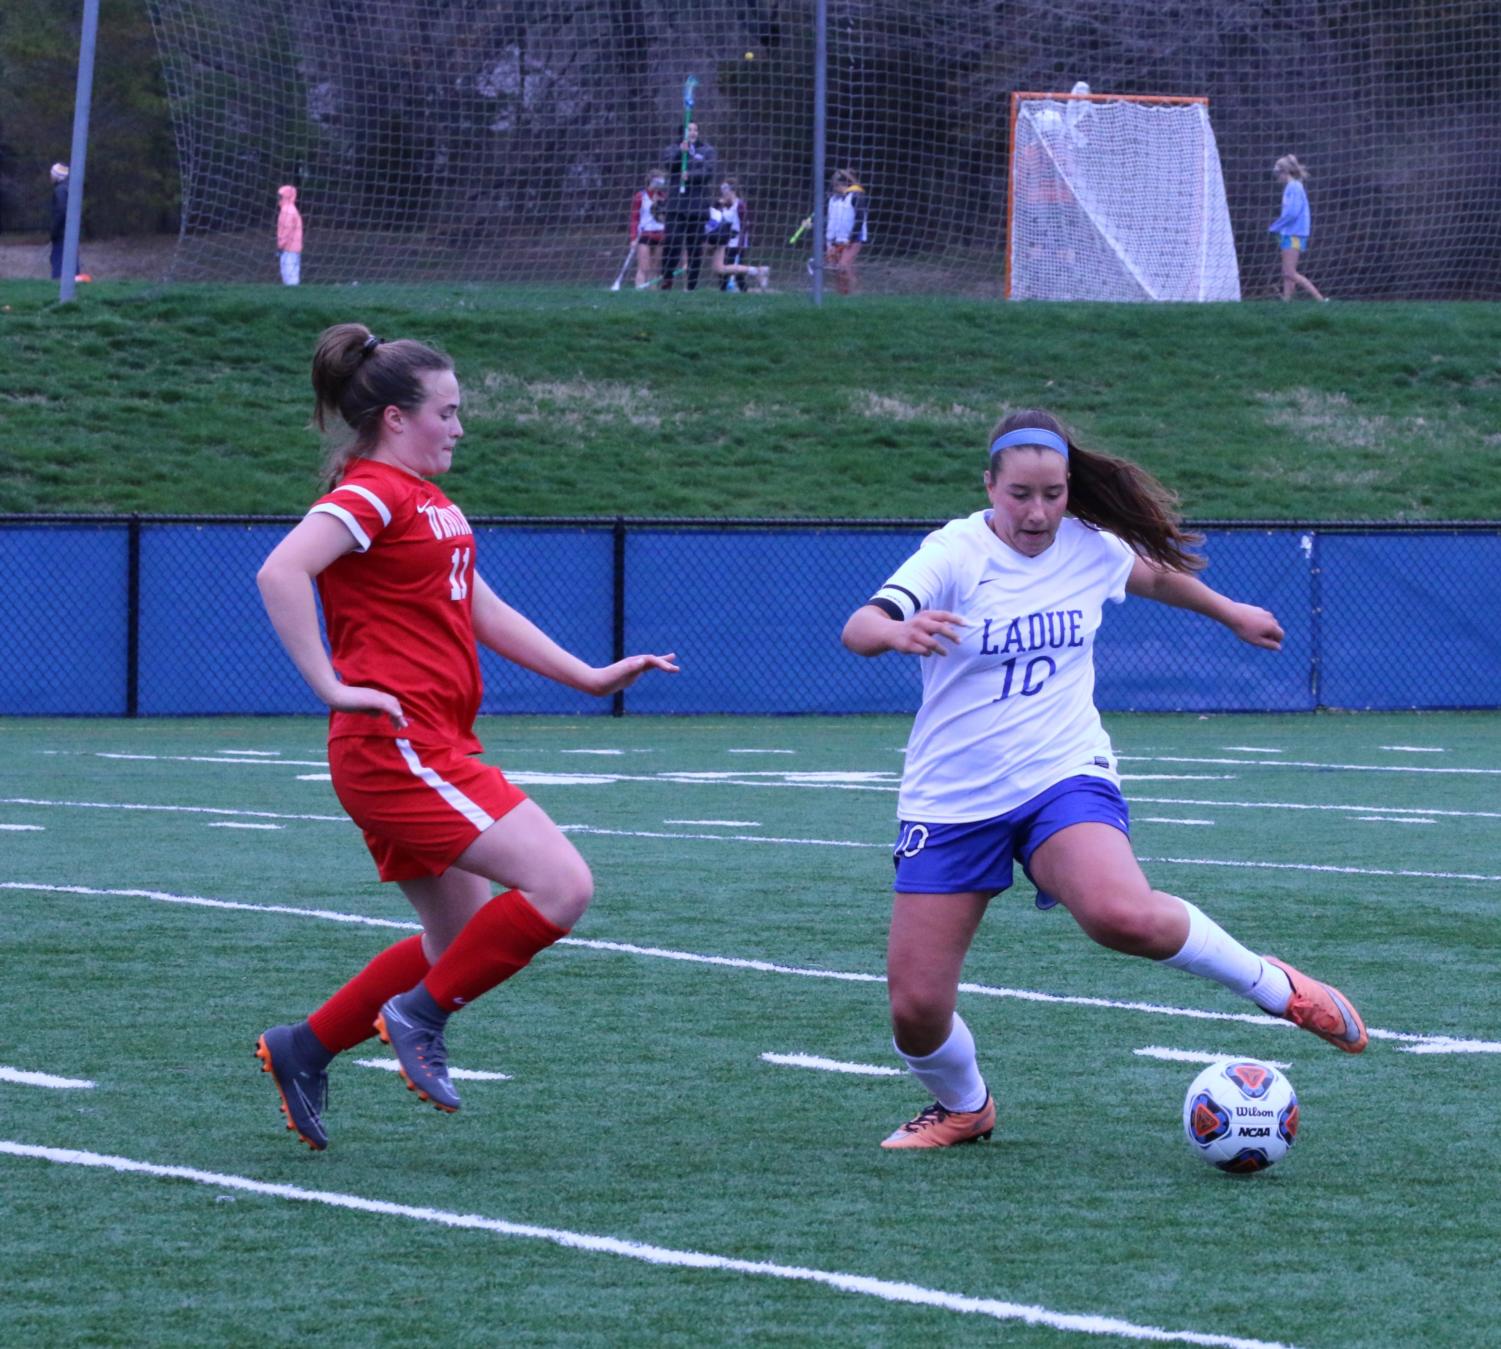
[309,457,483,751]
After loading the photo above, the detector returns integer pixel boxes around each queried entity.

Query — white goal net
[1008,93,1239,303]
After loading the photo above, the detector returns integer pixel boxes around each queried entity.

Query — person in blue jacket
[1269,155,1327,302]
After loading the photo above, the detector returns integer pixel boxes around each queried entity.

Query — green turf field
[2,283,1498,520]
[3,712,1498,1347]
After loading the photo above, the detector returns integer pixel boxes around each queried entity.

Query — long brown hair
[309,323,453,485]
[986,408,1204,572]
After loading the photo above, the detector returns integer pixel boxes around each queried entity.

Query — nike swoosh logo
[975,577,1006,586]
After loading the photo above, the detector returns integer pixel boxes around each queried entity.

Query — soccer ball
[1183,1059,1298,1174]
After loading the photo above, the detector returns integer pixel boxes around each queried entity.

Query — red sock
[307,933,430,1053]
[424,889,568,1012]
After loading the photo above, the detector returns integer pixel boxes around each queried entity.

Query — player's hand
[328,684,408,728]
[891,611,967,657]
[1225,603,1284,651]
[586,653,681,696]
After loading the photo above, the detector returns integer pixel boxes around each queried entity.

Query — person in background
[253,323,678,1150]
[631,172,668,290]
[1268,155,1327,302]
[842,407,1366,1149]
[660,120,716,290]
[823,167,868,294]
[49,163,74,281]
[707,179,768,291]
[277,184,304,287]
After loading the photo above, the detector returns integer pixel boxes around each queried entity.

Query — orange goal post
[1006,90,1240,303]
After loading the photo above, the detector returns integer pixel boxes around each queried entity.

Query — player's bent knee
[1076,896,1160,955]
[530,860,594,929]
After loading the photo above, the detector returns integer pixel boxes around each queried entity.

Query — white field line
[221,750,282,757]
[353,1059,512,1082]
[1379,746,1445,753]
[17,786,1500,826]
[5,881,1491,1053]
[0,824,44,831]
[94,753,329,767]
[1,798,347,823]
[297,774,333,782]
[559,749,625,756]
[560,824,1501,885]
[1353,817,1435,826]
[728,748,796,754]
[1136,818,1215,827]
[1120,755,1501,777]
[662,820,762,827]
[1135,854,1501,884]
[1119,775,1236,782]
[561,825,885,849]
[0,1066,95,1089]
[205,822,284,831]
[760,1053,904,1077]
[1133,1048,1291,1070]
[1129,795,1501,822]
[0,1140,1301,1349]
[1221,747,1283,754]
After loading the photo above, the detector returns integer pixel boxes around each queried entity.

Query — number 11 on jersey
[448,547,470,601]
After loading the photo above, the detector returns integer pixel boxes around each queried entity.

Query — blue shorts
[1278,234,1307,252]
[892,775,1131,907]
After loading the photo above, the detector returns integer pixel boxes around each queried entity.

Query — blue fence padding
[625,528,925,714]
[475,527,615,715]
[1319,532,1501,708]
[0,524,129,714]
[1095,530,1317,712]
[138,524,316,715]
[5,520,1500,715]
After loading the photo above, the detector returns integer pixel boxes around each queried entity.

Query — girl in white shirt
[842,407,1367,1150]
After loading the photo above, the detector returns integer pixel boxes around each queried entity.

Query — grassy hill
[1,280,1498,519]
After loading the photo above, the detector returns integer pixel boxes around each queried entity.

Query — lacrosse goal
[1007,91,1240,303]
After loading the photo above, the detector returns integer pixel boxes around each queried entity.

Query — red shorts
[328,736,527,882]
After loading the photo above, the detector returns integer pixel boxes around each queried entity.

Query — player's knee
[888,983,953,1048]
[536,857,593,929]
[1077,893,1159,955]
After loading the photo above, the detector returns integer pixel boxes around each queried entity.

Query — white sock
[894,1012,988,1113]
[1157,898,1293,1015]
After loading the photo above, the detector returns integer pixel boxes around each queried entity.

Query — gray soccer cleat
[255,1023,330,1151]
[374,991,461,1113]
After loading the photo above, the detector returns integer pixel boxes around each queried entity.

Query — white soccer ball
[1183,1059,1298,1174]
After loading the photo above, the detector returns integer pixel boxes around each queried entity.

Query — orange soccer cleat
[1265,956,1368,1054]
[880,1093,996,1149]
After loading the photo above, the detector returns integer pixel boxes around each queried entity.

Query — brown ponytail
[986,408,1204,572]
[309,323,453,486]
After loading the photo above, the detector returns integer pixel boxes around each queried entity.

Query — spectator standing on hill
[660,120,716,290]
[49,163,74,280]
[277,185,304,286]
[253,323,678,1150]
[706,180,768,291]
[798,168,868,295]
[841,407,1366,1150]
[1268,155,1326,302]
[630,172,668,290]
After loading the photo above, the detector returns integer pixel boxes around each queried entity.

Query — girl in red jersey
[254,323,678,1149]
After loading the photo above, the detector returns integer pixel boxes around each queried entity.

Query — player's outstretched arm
[472,574,678,695]
[841,603,967,658]
[1125,557,1284,651]
[256,513,408,726]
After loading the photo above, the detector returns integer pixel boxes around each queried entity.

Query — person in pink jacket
[277,185,304,286]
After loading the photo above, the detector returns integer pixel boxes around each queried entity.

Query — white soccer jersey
[871,511,1137,822]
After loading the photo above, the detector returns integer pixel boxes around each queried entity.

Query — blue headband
[989,427,1069,460]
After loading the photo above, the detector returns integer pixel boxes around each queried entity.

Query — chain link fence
[3,516,1499,716]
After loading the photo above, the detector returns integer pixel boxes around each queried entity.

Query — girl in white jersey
[842,408,1367,1150]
